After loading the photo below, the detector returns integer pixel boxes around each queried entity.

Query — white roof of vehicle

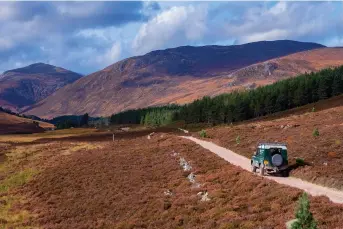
[258,143,287,150]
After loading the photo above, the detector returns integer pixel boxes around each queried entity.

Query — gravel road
[183,136,343,204]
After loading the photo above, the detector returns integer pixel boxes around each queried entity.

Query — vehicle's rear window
[270,148,282,154]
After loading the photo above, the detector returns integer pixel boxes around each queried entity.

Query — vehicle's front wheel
[251,164,257,173]
[259,165,265,176]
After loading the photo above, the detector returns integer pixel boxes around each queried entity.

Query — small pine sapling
[291,193,318,229]
[312,128,319,137]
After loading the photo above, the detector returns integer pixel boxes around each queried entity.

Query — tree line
[110,105,180,126]
[178,66,343,124]
[53,113,89,129]
[109,65,343,126]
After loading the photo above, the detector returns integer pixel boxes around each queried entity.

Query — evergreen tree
[318,72,332,100]
[332,72,343,96]
[291,193,317,229]
[80,113,89,126]
[275,93,288,112]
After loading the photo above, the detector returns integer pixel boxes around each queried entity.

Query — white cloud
[240,29,289,44]
[269,2,287,15]
[324,37,343,47]
[223,2,339,44]
[132,4,208,55]
[0,2,16,21]
[98,42,122,66]
[0,38,14,50]
[0,2,146,73]
[56,2,102,18]
[0,1,343,74]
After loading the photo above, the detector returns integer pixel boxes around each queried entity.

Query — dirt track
[183,136,343,204]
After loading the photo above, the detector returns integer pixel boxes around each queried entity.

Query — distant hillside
[0,111,54,134]
[0,63,82,111]
[229,47,343,86]
[25,40,324,118]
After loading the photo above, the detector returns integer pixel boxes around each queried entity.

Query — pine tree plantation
[109,65,343,127]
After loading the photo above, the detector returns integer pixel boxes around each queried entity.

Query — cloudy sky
[0,1,342,74]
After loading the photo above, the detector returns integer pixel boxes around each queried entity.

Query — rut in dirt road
[182,136,343,204]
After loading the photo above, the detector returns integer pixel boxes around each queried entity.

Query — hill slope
[0,63,82,111]
[230,47,343,86]
[0,111,54,134]
[206,95,343,190]
[25,40,324,118]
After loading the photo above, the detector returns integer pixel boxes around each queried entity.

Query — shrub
[236,135,240,145]
[163,200,171,210]
[295,158,305,166]
[312,128,319,137]
[199,129,207,138]
[291,193,318,229]
[311,107,316,112]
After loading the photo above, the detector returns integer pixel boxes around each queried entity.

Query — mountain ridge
[0,63,83,112]
[24,40,327,118]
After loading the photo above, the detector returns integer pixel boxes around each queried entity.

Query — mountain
[0,63,82,112]
[25,40,325,118]
[229,47,343,87]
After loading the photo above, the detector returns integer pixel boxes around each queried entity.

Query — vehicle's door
[252,148,261,166]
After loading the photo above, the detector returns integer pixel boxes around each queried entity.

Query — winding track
[182,136,343,204]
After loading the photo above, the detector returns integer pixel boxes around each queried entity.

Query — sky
[0,1,342,75]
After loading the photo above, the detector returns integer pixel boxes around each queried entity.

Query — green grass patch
[0,169,37,193]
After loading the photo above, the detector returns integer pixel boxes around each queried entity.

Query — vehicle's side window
[256,148,260,155]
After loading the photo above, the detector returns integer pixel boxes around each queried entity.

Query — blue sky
[0,1,342,74]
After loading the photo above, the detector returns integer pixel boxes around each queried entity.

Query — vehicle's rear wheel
[281,170,289,177]
[259,165,265,176]
[251,164,257,173]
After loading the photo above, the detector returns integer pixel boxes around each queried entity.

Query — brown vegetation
[0,111,54,135]
[0,112,45,134]
[205,95,343,190]
[230,47,343,85]
[1,130,342,228]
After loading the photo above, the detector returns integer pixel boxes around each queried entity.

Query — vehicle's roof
[258,143,287,150]
[258,142,287,146]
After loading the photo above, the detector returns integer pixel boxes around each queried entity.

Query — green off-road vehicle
[251,142,289,177]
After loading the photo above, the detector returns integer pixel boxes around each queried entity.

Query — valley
[2,1,343,228]
[2,40,343,229]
